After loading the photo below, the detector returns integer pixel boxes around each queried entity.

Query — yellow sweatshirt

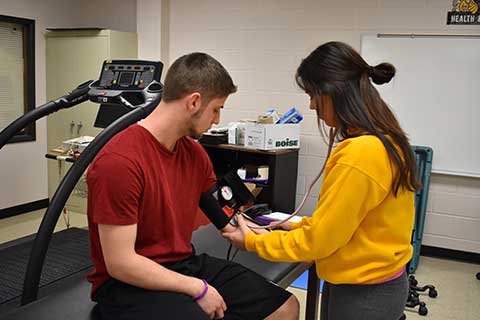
[245,135,415,284]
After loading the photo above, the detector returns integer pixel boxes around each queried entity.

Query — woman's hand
[221,214,252,250]
[268,220,292,231]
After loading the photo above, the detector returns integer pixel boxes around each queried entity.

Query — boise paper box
[244,123,300,150]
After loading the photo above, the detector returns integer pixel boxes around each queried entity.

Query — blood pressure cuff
[199,184,230,230]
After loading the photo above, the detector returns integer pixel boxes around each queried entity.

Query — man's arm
[98,223,227,318]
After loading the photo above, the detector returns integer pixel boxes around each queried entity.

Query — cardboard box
[62,136,95,153]
[244,123,300,150]
[227,122,247,145]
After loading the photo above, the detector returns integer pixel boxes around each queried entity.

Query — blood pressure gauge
[220,186,233,201]
[219,185,237,209]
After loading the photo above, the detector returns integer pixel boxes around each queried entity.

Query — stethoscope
[242,127,336,231]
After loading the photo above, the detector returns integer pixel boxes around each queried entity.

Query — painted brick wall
[168,0,480,253]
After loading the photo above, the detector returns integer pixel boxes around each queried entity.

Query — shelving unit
[200,143,299,213]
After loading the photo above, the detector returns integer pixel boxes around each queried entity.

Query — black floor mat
[0,228,92,305]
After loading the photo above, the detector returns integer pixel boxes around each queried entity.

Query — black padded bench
[0,224,319,320]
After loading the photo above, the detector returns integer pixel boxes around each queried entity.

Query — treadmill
[0,59,317,320]
[0,60,164,319]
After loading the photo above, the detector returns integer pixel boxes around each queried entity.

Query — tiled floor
[1,210,479,319]
[0,209,87,244]
[288,256,480,320]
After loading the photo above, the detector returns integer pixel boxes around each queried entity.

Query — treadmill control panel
[98,60,163,90]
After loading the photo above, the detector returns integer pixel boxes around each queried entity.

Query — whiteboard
[361,35,480,178]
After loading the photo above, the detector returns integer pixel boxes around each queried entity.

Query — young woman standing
[223,41,421,320]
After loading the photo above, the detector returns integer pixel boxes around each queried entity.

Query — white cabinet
[46,29,137,214]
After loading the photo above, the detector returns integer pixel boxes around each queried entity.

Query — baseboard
[0,199,49,220]
[421,245,480,265]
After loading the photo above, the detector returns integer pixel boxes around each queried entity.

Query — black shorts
[93,253,292,320]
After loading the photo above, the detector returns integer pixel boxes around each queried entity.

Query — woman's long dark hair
[296,41,421,195]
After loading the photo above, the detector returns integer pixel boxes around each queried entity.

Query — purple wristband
[193,279,208,302]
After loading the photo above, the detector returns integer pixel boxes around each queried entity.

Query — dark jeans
[320,272,408,320]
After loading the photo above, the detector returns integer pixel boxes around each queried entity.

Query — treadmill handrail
[0,81,93,149]
[21,82,162,305]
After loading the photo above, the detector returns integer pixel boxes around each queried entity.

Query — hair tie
[368,66,375,78]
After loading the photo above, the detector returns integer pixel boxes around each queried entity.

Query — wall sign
[447,0,480,24]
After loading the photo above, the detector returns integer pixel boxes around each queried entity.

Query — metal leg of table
[305,264,320,320]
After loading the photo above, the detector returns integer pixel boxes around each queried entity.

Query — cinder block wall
[168,0,480,254]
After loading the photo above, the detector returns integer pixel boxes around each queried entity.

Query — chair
[404,274,437,316]
[403,146,437,317]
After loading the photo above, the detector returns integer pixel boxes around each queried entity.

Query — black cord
[231,248,239,261]
[226,243,239,262]
[226,243,232,261]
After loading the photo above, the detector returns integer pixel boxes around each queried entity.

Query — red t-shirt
[86,124,216,297]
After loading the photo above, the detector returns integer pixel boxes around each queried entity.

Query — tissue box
[244,123,300,150]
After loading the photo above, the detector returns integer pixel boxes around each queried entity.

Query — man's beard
[187,109,204,139]
[188,129,203,140]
